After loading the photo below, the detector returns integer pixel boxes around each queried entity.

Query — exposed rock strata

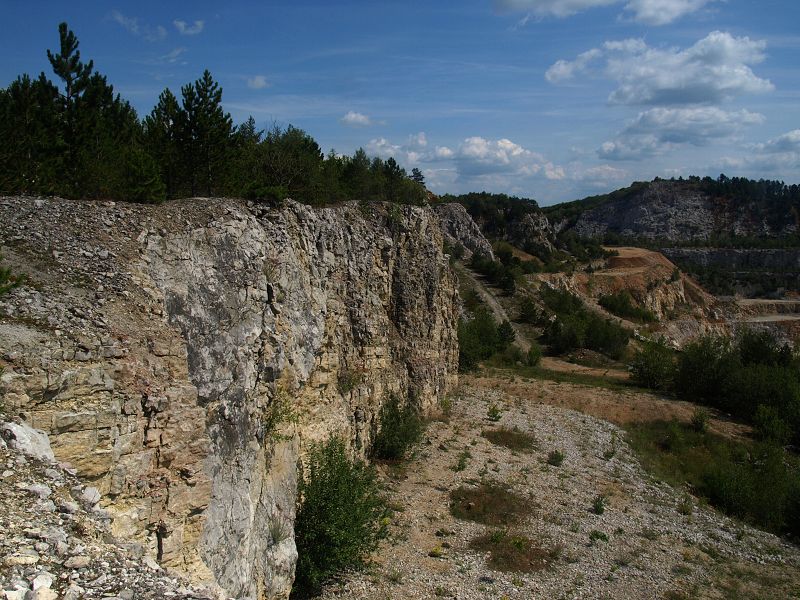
[572,180,798,242]
[0,196,459,599]
[433,203,494,260]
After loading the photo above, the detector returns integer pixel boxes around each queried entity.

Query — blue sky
[2,0,798,204]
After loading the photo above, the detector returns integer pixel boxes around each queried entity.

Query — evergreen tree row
[0,23,426,206]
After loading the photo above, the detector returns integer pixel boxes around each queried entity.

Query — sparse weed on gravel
[469,529,553,573]
[452,449,472,472]
[592,495,606,515]
[547,450,565,466]
[481,427,537,452]
[589,530,609,545]
[449,482,529,526]
[487,403,503,422]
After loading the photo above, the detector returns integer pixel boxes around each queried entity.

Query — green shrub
[546,450,564,466]
[592,495,606,515]
[457,307,500,371]
[497,320,516,350]
[370,394,423,461]
[672,330,800,444]
[675,335,739,404]
[753,404,792,446]
[589,530,608,544]
[517,297,540,324]
[629,338,676,390]
[526,342,542,367]
[0,255,24,296]
[690,408,709,433]
[626,420,800,537]
[540,286,583,315]
[543,312,630,359]
[292,437,388,598]
[598,290,656,323]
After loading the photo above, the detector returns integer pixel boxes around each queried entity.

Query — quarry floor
[319,374,800,600]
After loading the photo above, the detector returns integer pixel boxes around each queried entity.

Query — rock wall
[662,247,800,271]
[0,196,459,599]
[433,203,495,260]
[572,180,798,242]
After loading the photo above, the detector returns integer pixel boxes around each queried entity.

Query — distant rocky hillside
[545,176,800,243]
[542,176,800,296]
[437,192,554,256]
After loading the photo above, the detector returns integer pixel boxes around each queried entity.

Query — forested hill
[0,23,427,206]
[543,176,800,246]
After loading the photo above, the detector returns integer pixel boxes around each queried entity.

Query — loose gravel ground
[320,381,800,600]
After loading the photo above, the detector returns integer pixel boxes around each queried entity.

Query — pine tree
[410,167,425,186]
[180,70,233,196]
[0,74,61,194]
[143,88,182,198]
[73,72,140,198]
[47,23,93,106]
[47,22,94,195]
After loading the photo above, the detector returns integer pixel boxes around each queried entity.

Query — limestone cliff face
[0,196,459,599]
[433,203,495,260]
[570,180,798,242]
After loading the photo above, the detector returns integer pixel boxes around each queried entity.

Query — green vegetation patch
[370,393,424,461]
[625,420,800,537]
[449,482,529,526]
[292,437,388,598]
[539,286,631,359]
[598,290,656,323]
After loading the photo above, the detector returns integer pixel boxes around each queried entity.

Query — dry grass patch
[481,427,537,452]
[449,482,529,526]
[470,529,557,573]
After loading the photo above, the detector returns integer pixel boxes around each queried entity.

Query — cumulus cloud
[453,137,568,181]
[626,0,713,26]
[246,75,269,90]
[174,19,205,35]
[110,10,166,41]
[547,31,773,105]
[340,111,374,127]
[435,146,455,159]
[754,129,800,154]
[366,137,403,159]
[408,132,428,148]
[364,133,564,184]
[495,0,717,25]
[717,130,800,174]
[599,107,765,160]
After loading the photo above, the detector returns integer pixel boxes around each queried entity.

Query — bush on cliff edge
[292,437,388,598]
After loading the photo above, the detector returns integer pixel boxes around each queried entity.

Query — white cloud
[408,132,428,148]
[247,75,269,90]
[717,130,800,174]
[495,0,717,25]
[599,107,765,160]
[110,10,166,41]
[341,111,374,127]
[435,146,454,159]
[366,133,565,187]
[174,19,205,35]
[545,49,602,83]
[366,137,402,158]
[625,0,713,26]
[547,31,773,105]
[160,47,187,64]
[495,0,619,19]
[753,129,800,154]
